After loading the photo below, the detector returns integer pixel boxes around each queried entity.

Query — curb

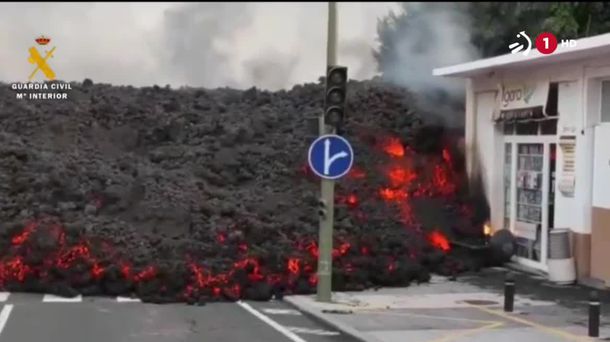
[284,296,382,342]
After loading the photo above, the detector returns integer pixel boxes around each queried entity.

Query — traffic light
[317,199,328,218]
[324,66,347,129]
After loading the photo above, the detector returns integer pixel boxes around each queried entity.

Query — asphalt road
[0,293,359,342]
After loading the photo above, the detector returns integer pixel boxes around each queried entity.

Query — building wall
[586,66,610,284]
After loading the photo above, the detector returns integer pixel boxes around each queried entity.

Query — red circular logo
[535,32,558,54]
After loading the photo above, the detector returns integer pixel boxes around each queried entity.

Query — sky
[0,2,401,90]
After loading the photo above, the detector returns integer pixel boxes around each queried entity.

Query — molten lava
[0,127,474,302]
[346,194,358,207]
[348,167,366,179]
[388,167,417,187]
[379,188,408,202]
[428,231,451,252]
[383,137,405,157]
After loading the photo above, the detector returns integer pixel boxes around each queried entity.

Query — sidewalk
[285,268,610,342]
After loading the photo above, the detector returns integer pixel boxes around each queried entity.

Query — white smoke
[378,3,479,97]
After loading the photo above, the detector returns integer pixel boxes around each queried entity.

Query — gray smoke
[160,2,257,89]
[376,3,479,127]
[0,2,398,90]
[242,51,300,90]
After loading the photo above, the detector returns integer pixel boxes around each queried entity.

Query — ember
[0,79,489,303]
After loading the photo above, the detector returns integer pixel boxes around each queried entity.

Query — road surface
[0,292,358,342]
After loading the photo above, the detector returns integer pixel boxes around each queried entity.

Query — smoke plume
[376,3,480,127]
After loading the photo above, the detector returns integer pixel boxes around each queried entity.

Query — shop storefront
[433,33,610,284]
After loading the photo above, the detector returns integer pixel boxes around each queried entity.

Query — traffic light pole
[317,1,337,303]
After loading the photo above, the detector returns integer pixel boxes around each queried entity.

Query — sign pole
[317,1,337,303]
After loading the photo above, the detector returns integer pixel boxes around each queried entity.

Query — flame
[484,222,492,236]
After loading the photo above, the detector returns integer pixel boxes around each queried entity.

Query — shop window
[516,122,539,135]
[515,143,544,262]
[602,80,610,123]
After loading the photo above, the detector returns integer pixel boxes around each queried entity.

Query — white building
[433,33,610,285]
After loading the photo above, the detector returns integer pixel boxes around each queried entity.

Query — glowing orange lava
[379,188,407,202]
[346,194,358,206]
[348,167,366,179]
[428,231,451,252]
[388,167,417,187]
[287,258,300,275]
[383,138,405,158]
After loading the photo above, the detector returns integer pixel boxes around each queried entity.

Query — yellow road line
[471,305,592,342]
[426,321,504,342]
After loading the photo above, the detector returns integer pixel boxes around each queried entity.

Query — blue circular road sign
[308,134,354,180]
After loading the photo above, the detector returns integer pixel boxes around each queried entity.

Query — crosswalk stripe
[0,293,9,302]
[42,294,82,303]
[262,308,302,315]
[286,326,340,336]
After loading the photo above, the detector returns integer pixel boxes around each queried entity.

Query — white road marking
[262,308,302,315]
[117,296,142,303]
[286,326,340,336]
[0,305,14,335]
[0,293,9,302]
[42,294,82,303]
[236,301,307,342]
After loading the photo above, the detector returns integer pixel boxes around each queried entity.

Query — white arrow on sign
[324,138,348,175]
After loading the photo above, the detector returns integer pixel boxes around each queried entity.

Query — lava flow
[0,80,489,303]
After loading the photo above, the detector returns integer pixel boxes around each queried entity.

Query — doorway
[502,121,557,271]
